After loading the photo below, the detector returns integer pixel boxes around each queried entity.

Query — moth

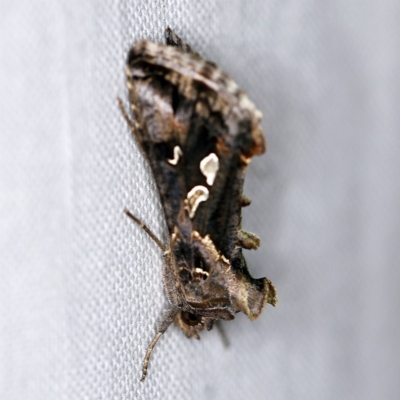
[118,28,277,381]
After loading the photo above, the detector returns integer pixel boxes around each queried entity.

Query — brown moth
[118,28,277,381]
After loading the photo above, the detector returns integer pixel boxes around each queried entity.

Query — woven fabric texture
[0,1,399,399]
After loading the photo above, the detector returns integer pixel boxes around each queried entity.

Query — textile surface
[0,1,399,399]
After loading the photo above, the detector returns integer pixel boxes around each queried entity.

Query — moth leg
[124,209,167,252]
[165,27,193,53]
[141,308,180,382]
[237,229,261,250]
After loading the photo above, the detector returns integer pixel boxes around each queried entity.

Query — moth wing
[126,41,265,259]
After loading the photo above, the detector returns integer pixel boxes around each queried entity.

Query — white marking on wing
[199,153,219,186]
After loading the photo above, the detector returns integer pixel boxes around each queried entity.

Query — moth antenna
[141,308,180,382]
[124,209,167,252]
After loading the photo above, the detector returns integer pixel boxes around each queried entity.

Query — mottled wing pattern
[126,41,265,259]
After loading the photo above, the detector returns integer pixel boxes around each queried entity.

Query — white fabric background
[1,1,399,399]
